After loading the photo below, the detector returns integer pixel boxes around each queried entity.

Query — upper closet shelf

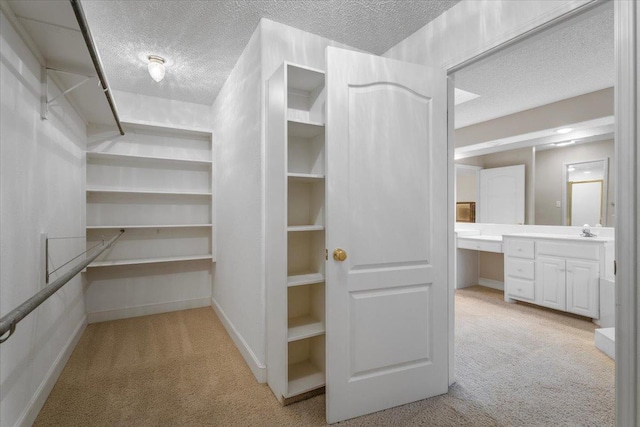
[86,188,212,196]
[88,254,213,268]
[120,119,213,137]
[87,152,211,166]
[87,224,212,230]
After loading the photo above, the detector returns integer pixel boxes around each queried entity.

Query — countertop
[502,233,614,243]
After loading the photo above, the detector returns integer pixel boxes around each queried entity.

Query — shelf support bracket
[40,67,96,120]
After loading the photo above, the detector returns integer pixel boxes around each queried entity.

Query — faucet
[581,224,597,238]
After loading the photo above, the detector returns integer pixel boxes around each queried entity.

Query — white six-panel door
[325,47,448,423]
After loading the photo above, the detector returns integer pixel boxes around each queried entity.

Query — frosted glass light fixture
[147,55,166,82]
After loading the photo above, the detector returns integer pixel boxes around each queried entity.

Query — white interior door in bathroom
[325,47,449,423]
[479,164,525,224]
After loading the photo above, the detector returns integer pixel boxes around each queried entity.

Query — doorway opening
[448,1,616,424]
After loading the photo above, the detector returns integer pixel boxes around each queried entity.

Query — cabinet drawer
[506,277,535,301]
[506,258,535,280]
[457,238,502,253]
[504,239,534,259]
[536,241,599,261]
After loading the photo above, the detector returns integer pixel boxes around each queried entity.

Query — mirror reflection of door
[479,164,525,224]
[564,159,608,226]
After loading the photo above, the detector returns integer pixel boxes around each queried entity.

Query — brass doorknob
[333,248,347,262]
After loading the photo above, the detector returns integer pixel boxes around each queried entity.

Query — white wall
[0,10,88,427]
[211,18,361,381]
[210,23,265,379]
[455,88,613,147]
[456,169,477,202]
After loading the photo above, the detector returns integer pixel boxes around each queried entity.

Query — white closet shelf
[86,151,212,166]
[287,225,325,232]
[287,119,325,138]
[288,316,325,342]
[287,173,325,182]
[287,272,325,287]
[286,361,325,398]
[88,254,213,268]
[121,119,213,137]
[87,224,212,230]
[86,188,212,196]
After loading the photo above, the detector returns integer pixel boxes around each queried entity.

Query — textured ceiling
[454,1,614,129]
[81,0,460,105]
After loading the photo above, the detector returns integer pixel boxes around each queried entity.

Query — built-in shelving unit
[267,62,327,404]
[84,121,214,321]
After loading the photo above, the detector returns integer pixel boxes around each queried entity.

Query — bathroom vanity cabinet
[503,234,614,319]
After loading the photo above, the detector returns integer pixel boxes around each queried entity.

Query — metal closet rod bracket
[40,67,97,120]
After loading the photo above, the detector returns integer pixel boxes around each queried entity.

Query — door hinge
[614,260,616,275]
[325,249,328,261]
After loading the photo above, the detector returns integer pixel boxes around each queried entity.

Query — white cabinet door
[479,165,525,224]
[536,256,566,311]
[325,47,448,423]
[566,260,600,318]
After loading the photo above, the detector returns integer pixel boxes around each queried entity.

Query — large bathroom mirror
[452,0,614,228]
[454,138,616,227]
[563,158,609,226]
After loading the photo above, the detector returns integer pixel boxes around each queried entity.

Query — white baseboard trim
[595,327,615,360]
[211,297,267,383]
[478,278,504,291]
[87,297,211,324]
[17,315,87,427]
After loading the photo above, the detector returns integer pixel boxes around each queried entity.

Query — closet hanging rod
[69,0,125,136]
[0,230,125,344]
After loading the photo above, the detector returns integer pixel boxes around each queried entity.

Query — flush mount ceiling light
[568,166,576,172]
[556,128,573,134]
[555,140,576,147]
[147,55,166,82]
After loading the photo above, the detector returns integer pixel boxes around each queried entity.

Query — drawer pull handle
[517,269,523,272]
[517,248,522,252]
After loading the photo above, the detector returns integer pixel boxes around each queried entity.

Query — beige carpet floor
[34,286,614,426]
